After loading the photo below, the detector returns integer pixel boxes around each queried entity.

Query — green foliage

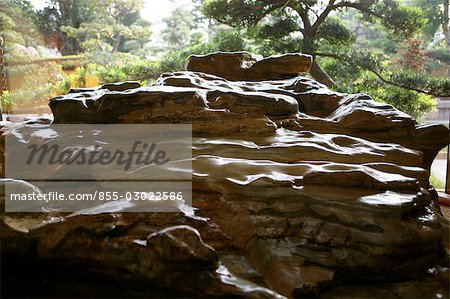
[340,10,398,54]
[249,12,300,40]
[83,53,159,83]
[0,12,17,40]
[317,17,355,46]
[3,61,64,109]
[154,42,213,73]
[0,0,42,48]
[369,3,426,38]
[248,26,302,55]
[210,29,246,52]
[0,90,14,113]
[203,0,426,44]
[154,51,189,73]
[36,0,92,55]
[88,64,131,83]
[322,58,437,119]
[430,175,445,190]
[202,0,428,90]
[245,12,303,55]
[203,0,272,26]
[8,62,63,89]
[427,49,450,64]
[340,49,386,74]
[395,38,428,71]
[8,85,55,105]
[357,76,436,120]
[162,6,196,49]
[61,0,150,55]
[332,49,450,97]
[154,28,247,73]
[411,0,447,42]
[388,71,450,96]
[57,56,84,69]
[54,77,71,95]
[53,66,101,94]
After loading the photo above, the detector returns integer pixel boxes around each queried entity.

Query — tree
[0,0,42,48]
[37,0,91,55]
[202,0,426,87]
[445,0,450,50]
[412,0,449,50]
[162,6,197,50]
[155,27,247,73]
[62,0,150,55]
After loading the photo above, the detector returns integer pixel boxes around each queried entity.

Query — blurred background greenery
[0,0,449,120]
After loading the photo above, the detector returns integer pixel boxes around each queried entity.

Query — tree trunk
[301,34,337,87]
[111,34,121,55]
[309,60,336,87]
[444,0,450,50]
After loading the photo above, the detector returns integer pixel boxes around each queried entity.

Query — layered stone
[2,52,449,298]
[186,52,312,81]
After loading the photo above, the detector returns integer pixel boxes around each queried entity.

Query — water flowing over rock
[1,52,449,298]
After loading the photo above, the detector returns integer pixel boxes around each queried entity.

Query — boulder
[68,81,141,93]
[2,52,450,298]
[186,52,312,81]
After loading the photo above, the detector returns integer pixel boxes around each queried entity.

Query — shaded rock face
[186,52,312,81]
[2,52,450,298]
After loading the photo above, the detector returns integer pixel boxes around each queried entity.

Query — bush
[389,71,450,96]
[340,71,436,119]
[83,52,159,83]
[395,38,428,71]
[54,67,100,94]
[153,29,247,73]
[0,90,14,113]
[321,55,438,119]
[427,49,450,64]
[4,61,64,111]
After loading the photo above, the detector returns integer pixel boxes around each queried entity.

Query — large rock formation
[186,52,312,81]
[2,52,449,298]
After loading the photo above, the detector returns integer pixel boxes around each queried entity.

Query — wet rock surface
[2,52,450,298]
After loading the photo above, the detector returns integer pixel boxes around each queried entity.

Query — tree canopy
[0,0,42,48]
[1,0,449,119]
[60,0,151,55]
[202,0,427,86]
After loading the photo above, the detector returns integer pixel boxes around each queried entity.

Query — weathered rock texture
[2,52,449,298]
[186,52,312,81]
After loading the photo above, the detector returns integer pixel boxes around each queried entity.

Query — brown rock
[49,85,298,135]
[68,81,141,93]
[2,52,450,298]
[186,52,312,81]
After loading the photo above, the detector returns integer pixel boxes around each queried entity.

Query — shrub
[0,90,14,113]
[54,66,100,94]
[395,38,429,71]
[340,71,436,119]
[4,61,64,111]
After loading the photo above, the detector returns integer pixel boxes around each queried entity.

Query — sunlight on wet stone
[1,52,449,298]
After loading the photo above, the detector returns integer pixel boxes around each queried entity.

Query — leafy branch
[317,50,450,97]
